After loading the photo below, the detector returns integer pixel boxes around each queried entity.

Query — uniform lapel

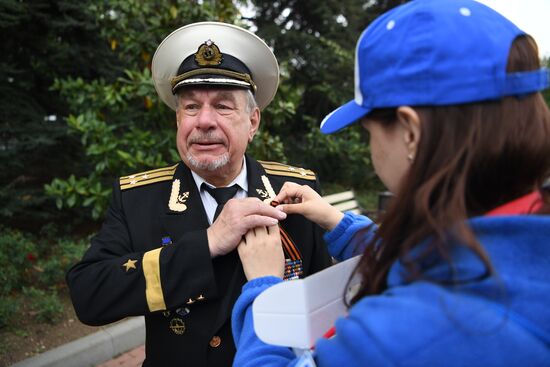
[162,162,209,243]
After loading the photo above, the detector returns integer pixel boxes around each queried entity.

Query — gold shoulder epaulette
[120,164,178,190]
[259,160,316,181]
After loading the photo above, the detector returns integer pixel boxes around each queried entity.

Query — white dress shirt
[190,159,249,224]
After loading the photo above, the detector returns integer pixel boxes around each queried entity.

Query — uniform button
[209,335,221,348]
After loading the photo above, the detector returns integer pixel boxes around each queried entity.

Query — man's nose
[196,105,217,129]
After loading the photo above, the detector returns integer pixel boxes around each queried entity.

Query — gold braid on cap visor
[170,68,257,93]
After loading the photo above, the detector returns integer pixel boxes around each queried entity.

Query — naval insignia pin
[260,175,277,203]
[169,318,186,335]
[168,179,188,212]
[161,236,172,246]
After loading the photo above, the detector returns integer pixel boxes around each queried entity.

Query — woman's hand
[274,182,344,231]
[237,225,285,280]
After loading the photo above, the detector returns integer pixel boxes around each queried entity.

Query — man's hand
[206,198,286,257]
[237,225,284,280]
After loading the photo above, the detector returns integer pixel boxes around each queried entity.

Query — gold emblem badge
[194,40,223,66]
[260,175,277,203]
[169,318,186,335]
[168,179,189,212]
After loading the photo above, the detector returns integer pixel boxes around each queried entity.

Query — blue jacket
[232,212,550,366]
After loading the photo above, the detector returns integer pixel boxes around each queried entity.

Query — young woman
[232,0,550,366]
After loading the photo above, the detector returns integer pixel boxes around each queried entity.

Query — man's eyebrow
[178,90,198,100]
[177,89,240,103]
[215,90,239,103]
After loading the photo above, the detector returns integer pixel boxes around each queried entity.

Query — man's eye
[185,104,199,110]
[215,104,232,110]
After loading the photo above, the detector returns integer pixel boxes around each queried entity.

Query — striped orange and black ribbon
[279,227,301,262]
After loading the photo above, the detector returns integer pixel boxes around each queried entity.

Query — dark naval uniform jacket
[66,155,332,366]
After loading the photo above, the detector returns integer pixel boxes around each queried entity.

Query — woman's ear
[396,106,421,161]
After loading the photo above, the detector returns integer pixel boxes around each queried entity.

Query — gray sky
[476,0,550,58]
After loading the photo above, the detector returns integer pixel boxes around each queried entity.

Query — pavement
[10,317,145,367]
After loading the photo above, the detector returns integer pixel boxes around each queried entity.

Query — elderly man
[66,22,332,366]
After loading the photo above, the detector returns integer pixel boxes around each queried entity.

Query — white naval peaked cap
[152,21,280,111]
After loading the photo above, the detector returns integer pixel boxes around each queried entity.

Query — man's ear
[248,107,261,142]
[396,106,421,160]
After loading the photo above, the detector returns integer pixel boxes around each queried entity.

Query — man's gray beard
[186,152,230,172]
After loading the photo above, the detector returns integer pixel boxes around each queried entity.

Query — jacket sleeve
[66,182,217,326]
[231,277,301,367]
[324,212,378,261]
[307,178,336,272]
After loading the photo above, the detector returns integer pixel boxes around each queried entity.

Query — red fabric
[485,191,542,216]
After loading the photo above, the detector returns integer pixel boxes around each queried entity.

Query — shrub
[36,237,88,288]
[22,287,64,324]
[0,227,38,296]
[0,295,19,328]
[0,226,88,327]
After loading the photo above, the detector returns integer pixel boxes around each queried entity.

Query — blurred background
[1,0,548,365]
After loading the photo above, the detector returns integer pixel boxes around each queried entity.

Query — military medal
[169,318,186,335]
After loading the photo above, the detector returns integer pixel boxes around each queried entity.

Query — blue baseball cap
[320,0,550,134]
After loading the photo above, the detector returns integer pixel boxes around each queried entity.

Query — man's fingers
[241,214,280,229]
[225,198,286,220]
[276,202,305,215]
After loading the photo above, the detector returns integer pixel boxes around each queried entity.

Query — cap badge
[194,39,222,66]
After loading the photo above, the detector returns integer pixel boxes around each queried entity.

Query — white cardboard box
[253,255,361,350]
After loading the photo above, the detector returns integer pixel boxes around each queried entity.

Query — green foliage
[0,295,19,328]
[304,126,377,190]
[249,0,407,189]
[22,287,64,324]
[0,0,122,229]
[0,227,38,296]
[35,236,88,288]
[0,226,87,327]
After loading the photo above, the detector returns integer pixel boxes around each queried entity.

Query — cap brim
[320,100,371,134]
[152,22,279,111]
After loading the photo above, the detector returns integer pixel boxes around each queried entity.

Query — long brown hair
[350,36,550,302]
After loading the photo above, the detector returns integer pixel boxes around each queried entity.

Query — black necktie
[202,184,240,221]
